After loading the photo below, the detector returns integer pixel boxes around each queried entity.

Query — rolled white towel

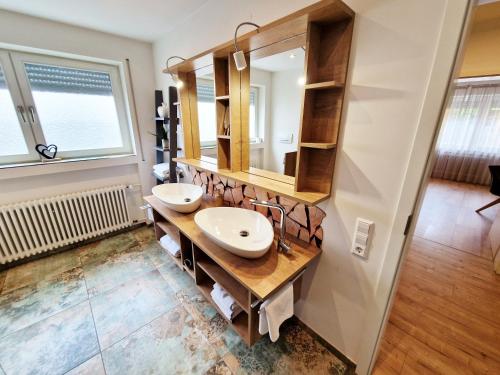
[213,283,229,299]
[159,234,180,258]
[153,162,169,171]
[211,285,242,320]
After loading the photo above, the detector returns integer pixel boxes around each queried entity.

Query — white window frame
[0,49,134,165]
[250,85,263,144]
[0,51,40,164]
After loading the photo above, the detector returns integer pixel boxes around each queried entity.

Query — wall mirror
[195,65,217,164]
[247,47,305,180]
[171,0,354,204]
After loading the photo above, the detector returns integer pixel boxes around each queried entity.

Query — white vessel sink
[152,183,203,213]
[194,207,274,258]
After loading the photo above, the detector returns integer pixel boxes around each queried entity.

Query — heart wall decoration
[35,144,58,160]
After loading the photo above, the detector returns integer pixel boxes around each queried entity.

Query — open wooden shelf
[300,142,336,150]
[217,135,231,140]
[174,157,329,205]
[146,195,322,346]
[304,81,344,90]
[197,277,250,343]
[216,95,230,101]
[197,258,249,313]
[155,221,183,269]
[296,147,337,194]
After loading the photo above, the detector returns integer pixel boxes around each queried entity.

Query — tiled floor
[0,226,349,375]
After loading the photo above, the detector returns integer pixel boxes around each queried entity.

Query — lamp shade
[233,50,247,71]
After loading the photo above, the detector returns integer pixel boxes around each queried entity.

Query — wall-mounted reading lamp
[166,56,186,88]
[233,22,260,71]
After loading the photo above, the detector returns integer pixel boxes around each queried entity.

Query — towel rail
[250,268,307,309]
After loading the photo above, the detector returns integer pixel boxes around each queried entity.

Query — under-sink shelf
[197,275,249,342]
[196,258,249,313]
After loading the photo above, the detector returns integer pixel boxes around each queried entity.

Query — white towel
[159,234,180,258]
[210,283,242,320]
[153,162,169,172]
[153,163,169,177]
[258,283,294,342]
[213,283,229,299]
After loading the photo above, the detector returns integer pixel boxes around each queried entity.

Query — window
[196,80,261,147]
[0,49,133,166]
[197,79,216,147]
[249,86,260,143]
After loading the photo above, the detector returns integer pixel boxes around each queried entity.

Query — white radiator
[0,185,133,264]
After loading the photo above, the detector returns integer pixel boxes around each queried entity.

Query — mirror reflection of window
[250,47,305,175]
[197,78,216,147]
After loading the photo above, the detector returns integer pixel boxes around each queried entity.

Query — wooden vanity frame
[166,0,355,206]
[144,195,321,345]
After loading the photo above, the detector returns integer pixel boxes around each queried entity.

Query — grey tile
[142,240,172,267]
[102,305,219,375]
[157,260,197,294]
[131,226,156,247]
[217,322,348,375]
[0,272,5,294]
[0,267,87,339]
[82,245,156,297]
[91,269,178,349]
[2,249,81,294]
[78,232,138,265]
[0,301,99,375]
[66,354,105,375]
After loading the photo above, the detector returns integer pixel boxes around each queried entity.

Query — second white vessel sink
[194,207,274,258]
[152,183,203,213]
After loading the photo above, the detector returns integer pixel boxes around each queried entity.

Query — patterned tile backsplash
[187,167,326,248]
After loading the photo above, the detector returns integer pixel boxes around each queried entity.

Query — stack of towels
[159,234,180,258]
[153,163,169,181]
[259,282,294,342]
[210,283,243,321]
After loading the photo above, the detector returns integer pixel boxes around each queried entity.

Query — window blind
[25,63,113,95]
[197,81,256,105]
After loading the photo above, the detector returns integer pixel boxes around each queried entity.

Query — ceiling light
[166,56,186,88]
[289,53,296,59]
[297,76,306,86]
[233,22,260,71]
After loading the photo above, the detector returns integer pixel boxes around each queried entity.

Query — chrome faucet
[250,199,291,254]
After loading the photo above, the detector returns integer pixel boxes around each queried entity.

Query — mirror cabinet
[167,0,354,205]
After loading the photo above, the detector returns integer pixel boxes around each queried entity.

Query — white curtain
[432,84,500,185]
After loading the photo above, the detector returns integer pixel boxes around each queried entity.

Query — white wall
[152,0,469,373]
[0,10,156,216]
[268,68,303,173]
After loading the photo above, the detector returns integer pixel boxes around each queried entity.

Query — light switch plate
[351,218,373,258]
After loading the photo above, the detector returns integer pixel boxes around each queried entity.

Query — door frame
[364,0,477,373]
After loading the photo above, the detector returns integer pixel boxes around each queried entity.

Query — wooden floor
[373,179,500,374]
[414,179,498,259]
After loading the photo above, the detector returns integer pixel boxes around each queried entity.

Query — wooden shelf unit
[212,54,250,172]
[145,195,321,346]
[174,157,330,205]
[304,81,344,90]
[296,15,354,194]
[171,0,354,202]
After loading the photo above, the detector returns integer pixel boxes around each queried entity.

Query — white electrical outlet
[351,218,373,258]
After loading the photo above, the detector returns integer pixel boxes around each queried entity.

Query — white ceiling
[252,48,305,72]
[0,0,210,42]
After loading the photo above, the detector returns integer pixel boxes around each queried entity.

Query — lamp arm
[233,22,260,51]
[165,56,186,83]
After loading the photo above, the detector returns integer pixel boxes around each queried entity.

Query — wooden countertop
[144,195,322,300]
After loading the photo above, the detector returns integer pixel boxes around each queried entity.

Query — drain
[239,230,249,237]
[184,198,192,203]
